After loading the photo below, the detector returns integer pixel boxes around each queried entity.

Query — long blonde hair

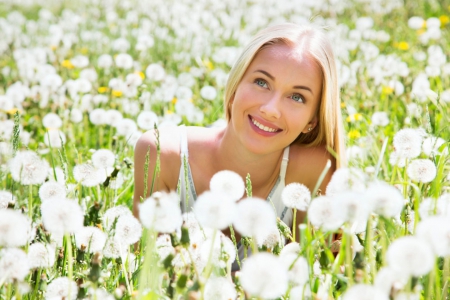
[224,23,346,167]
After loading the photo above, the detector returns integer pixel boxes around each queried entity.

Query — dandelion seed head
[281,183,311,211]
[87,288,115,300]
[280,253,309,286]
[194,190,236,230]
[39,181,66,201]
[326,167,367,196]
[139,192,182,233]
[145,63,166,81]
[102,205,132,231]
[137,111,158,130]
[371,111,389,127]
[44,129,66,149]
[200,85,217,101]
[374,266,408,295]
[89,108,107,125]
[255,226,283,249]
[0,190,15,209]
[0,209,31,247]
[42,113,62,129]
[422,136,447,156]
[103,237,128,259]
[75,226,107,253]
[308,196,344,232]
[73,163,106,187]
[280,242,301,257]
[407,158,437,183]
[240,252,288,299]
[92,149,115,169]
[98,54,113,68]
[393,128,423,159]
[333,191,370,233]
[115,215,142,246]
[28,242,56,269]
[41,198,84,235]
[115,118,137,137]
[204,277,237,300]
[156,234,175,260]
[9,150,49,185]
[365,181,404,217]
[0,248,30,282]
[416,216,450,257]
[47,166,65,183]
[233,198,277,238]
[389,150,407,167]
[342,284,389,300]
[46,277,78,300]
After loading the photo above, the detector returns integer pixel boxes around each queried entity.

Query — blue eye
[291,93,304,103]
[255,79,268,88]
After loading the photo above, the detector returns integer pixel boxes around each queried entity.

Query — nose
[259,93,281,119]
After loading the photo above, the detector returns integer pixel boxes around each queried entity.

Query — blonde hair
[224,23,346,168]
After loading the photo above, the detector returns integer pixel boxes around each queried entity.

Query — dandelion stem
[33,269,42,298]
[292,208,297,242]
[344,228,354,287]
[14,280,21,300]
[442,257,450,300]
[120,246,133,296]
[228,225,241,269]
[364,216,376,282]
[28,184,33,219]
[65,233,74,299]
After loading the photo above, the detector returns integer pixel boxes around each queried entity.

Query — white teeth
[251,117,277,132]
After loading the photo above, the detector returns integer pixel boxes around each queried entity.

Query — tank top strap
[279,146,290,180]
[179,124,189,158]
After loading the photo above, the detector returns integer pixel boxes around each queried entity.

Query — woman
[133,23,345,251]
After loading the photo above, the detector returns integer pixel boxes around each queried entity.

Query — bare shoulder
[286,143,336,193]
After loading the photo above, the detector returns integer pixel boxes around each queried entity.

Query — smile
[249,116,280,133]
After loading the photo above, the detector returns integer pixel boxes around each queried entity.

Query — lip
[248,115,282,137]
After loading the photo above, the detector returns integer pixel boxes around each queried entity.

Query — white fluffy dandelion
[42,113,62,129]
[233,198,277,238]
[103,237,128,259]
[365,181,404,218]
[0,190,14,209]
[44,129,66,148]
[407,159,437,183]
[156,234,175,260]
[204,277,237,300]
[416,216,450,257]
[137,111,158,130]
[342,284,389,300]
[139,192,183,233]
[41,198,84,235]
[193,191,236,230]
[240,252,288,299]
[422,136,447,156]
[386,236,435,277]
[308,196,344,232]
[115,215,142,246]
[393,128,423,159]
[73,163,106,187]
[200,86,217,101]
[145,63,166,81]
[0,209,31,247]
[91,149,115,169]
[28,242,56,269]
[281,183,311,211]
[374,266,408,295]
[9,150,49,185]
[333,191,371,233]
[280,253,309,286]
[39,181,66,201]
[74,226,107,253]
[326,167,367,196]
[209,170,245,202]
[0,248,30,282]
[46,277,78,300]
[389,150,407,167]
[371,111,389,127]
[102,205,132,231]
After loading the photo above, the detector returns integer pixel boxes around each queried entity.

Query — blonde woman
[133,23,345,264]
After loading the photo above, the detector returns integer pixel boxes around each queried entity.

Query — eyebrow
[254,70,313,95]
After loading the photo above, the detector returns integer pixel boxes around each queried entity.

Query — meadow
[1,0,450,299]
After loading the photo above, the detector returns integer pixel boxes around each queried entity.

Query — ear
[302,115,318,133]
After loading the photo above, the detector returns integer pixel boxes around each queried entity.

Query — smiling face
[229,42,323,154]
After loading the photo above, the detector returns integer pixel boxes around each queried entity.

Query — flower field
[1,0,450,299]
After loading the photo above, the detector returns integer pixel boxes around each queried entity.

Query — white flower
[240,252,288,299]
[393,129,423,159]
[342,284,389,300]
[137,111,158,130]
[41,198,84,235]
[115,215,142,246]
[209,171,245,202]
[89,108,107,125]
[200,86,217,101]
[290,285,312,300]
[28,243,56,269]
[0,209,31,247]
[47,166,65,183]
[114,53,133,69]
[407,159,437,183]
[194,190,236,230]
[0,190,14,209]
[42,113,62,129]
[92,149,115,169]
[87,288,115,300]
[156,234,175,260]
[389,150,407,167]
[280,242,301,257]
[0,248,30,282]
[204,277,237,300]
[139,191,183,233]
[422,136,447,156]
[145,63,166,81]
[308,196,344,232]
[74,226,107,253]
[374,266,408,295]
[365,181,404,217]
[39,181,66,201]
[408,16,424,29]
[9,150,50,185]
[333,191,371,233]
[102,205,132,231]
[416,216,450,257]
[44,129,66,148]
[103,237,128,259]
[46,277,78,300]
[79,68,98,82]
[255,225,283,249]
[281,182,311,211]
[115,118,137,137]
[386,236,434,277]
[371,111,389,127]
[233,198,277,238]
[70,109,83,123]
[280,253,309,286]
[71,55,89,68]
[73,163,106,187]
[326,167,367,196]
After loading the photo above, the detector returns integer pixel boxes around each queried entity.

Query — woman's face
[230,42,323,154]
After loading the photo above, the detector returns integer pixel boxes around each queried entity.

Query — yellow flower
[135,71,145,79]
[348,130,361,139]
[98,87,108,93]
[171,97,177,104]
[394,41,409,50]
[166,110,174,115]
[95,223,103,230]
[416,28,426,35]
[346,113,363,122]
[50,45,57,51]
[80,47,88,54]
[340,102,346,108]
[204,60,214,70]
[382,86,394,95]
[112,90,123,97]
[61,59,74,69]
[440,15,449,26]
[6,108,20,115]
